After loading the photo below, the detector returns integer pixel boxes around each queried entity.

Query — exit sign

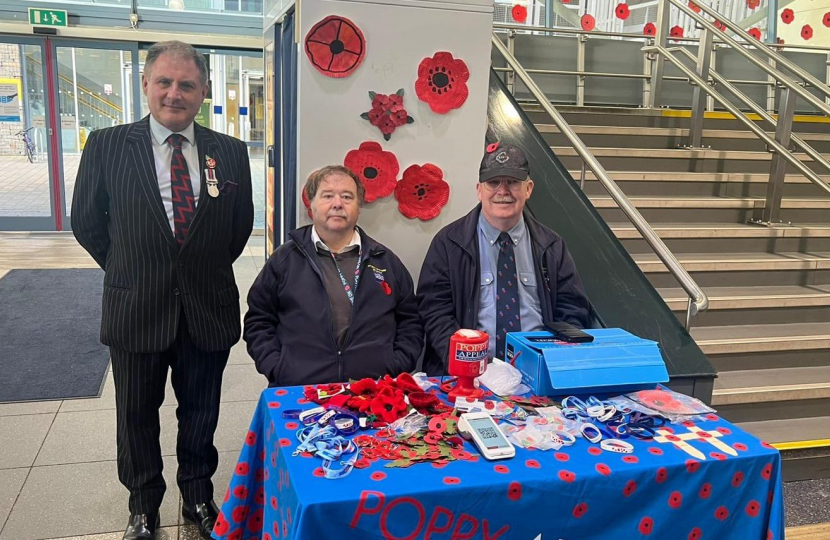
[29,8,68,27]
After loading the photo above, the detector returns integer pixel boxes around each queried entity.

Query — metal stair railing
[492,33,709,329]
[646,0,830,225]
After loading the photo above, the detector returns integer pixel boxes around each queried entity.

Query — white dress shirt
[311,226,362,253]
[149,115,201,233]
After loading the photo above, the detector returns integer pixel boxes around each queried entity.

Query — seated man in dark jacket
[245,165,423,386]
[418,143,591,375]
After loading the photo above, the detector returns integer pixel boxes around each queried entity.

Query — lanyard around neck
[330,248,362,305]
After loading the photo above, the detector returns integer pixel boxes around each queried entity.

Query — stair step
[692,322,830,354]
[712,366,830,405]
[609,222,830,239]
[590,196,830,209]
[737,416,830,445]
[634,251,830,273]
[553,146,830,161]
[570,170,820,184]
[657,285,830,311]
[539,124,830,142]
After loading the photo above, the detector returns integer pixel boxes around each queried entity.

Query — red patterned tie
[168,133,195,246]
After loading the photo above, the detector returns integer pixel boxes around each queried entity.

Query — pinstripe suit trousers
[110,313,229,514]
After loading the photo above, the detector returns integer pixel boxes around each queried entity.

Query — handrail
[644,43,830,198]
[492,33,709,327]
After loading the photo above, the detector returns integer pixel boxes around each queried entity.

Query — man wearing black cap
[417,143,591,375]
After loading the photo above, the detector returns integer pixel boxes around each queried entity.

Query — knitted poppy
[415,52,470,114]
[670,25,684,38]
[615,4,630,20]
[802,24,813,40]
[643,23,656,36]
[395,163,450,221]
[824,12,830,27]
[346,395,373,412]
[748,27,762,40]
[511,4,528,23]
[581,14,595,31]
[688,1,701,13]
[747,0,760,9]
[349,377,377,395]
[370,387,408,423]
[361,89,414,141]
[781,8,794,24]
[304,15,366,78]
[344,142,399,202]
[395,372,423,393]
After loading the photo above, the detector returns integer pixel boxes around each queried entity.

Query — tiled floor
[0,152,267,228]
[0,233,267,540]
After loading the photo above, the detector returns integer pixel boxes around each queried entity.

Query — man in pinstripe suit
[72,41,253,540]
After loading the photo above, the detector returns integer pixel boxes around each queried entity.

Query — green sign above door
[28,8,68,27]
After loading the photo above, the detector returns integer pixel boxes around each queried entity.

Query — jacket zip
[337,250,381,381]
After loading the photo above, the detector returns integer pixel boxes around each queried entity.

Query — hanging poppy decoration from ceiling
[304,15,366,78]
[781,8,794,24]
[395,163,450,221]
[512,5,528,23]
[643,22,657,36]
[344,142,399,203]
[581,14,596,31]
[361,89,415,141]
[615,4,630,20]
[748,27,762,40]
[415,52,470,115]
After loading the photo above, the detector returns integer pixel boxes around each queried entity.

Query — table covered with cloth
[212,385,784,540]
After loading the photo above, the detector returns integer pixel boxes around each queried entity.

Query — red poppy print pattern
[639,516,654,535]
[415,52,470,114]
[394,163,450,221]
[344,141,399,202]
[781,8,794,24]
[304,15,366,78]
[802,24,813,40]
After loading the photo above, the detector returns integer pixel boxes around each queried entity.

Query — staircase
[528,105,830,480]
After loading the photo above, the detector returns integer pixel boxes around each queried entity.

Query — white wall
[297,0,494,279]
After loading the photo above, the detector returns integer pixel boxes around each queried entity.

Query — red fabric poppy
[643,22,657,36]
[824,12,830,27]
[748,27,762,40]
[670,25,685,38]
[395,163,450,221]
[511,4,528,23]
[615,4,630,20]
[344,142,399,202]
[688,1,701,13]
[781,8,794,24]
[395,372,423,393]
[346,395,372,412]
[349,378,377,396]
[802,24,813,40]
[581,14,596,31]
[305,15,366,78]
[746,500,761,517]
[639,517,654,535]
[714,20,726,31]
[370,387,408,423]
[327,393,351,408]
[361,90,414,141]
[415,52,470,114]
[746,0,760,8]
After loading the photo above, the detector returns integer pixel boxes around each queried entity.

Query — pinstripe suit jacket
[71,115,254,353]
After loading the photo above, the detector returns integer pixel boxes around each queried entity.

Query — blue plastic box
[504,328,669,397]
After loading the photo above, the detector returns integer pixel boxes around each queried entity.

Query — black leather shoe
[123,512,159,540]
[182,500,220,539]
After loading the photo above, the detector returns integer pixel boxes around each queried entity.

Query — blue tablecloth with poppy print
[212,386,784,540]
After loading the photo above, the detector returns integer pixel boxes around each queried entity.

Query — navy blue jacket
[417,206,591,375]
[244,225,423,386]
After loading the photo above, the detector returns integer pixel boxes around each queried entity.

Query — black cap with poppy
[479,142,530,183]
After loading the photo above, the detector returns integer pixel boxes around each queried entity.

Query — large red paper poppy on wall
[395,164,450,221]
[344,142,399,202]
[304,15,366,78]
[415,52,470,114]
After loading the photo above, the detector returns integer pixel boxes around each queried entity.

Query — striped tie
[496,231,521,359]
[168,133,195,246]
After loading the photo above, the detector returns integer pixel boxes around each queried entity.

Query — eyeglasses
[481,179,526,192]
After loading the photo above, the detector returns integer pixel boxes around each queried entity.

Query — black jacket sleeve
[551,238,591,328]
[417,235,460,373]
[389,258,424,374]
[244,254,283,384]
[229,139,254,262]
[71,130,110,269]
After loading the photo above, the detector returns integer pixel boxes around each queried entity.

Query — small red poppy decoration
[824,12,830,27]
[615,4,630,20]
[802,24,813,40]
[748,27,762,40]
[714,20,726,32]
[643,22,657,36]
[581,14,596,31]
[415,52,470,114]
[304,15,366,78]
[361,89,414,141]
[670,25,685,38]
[344,142,399,202]
[781,8,794,24]
[688,1,701,13]
[511,4,528,23]
[747,0,760,9]
[394,163,450,221]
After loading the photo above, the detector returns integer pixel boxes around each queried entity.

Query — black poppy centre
[413,183,430,200]
[329,39,345,54]
[429,68,454,94]
[363,167,378,180]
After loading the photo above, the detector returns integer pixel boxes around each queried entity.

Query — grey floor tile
[0,414,54,469]
[0,468,27,533]
[35,409,116,466]
[228,343,253,366]
[59,372,115,412]
[43,528,177,540]
[0,458,181,540]
[220,364,266,403]
[0,400,61,417]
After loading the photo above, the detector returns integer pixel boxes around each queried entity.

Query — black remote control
[545,321,594,343]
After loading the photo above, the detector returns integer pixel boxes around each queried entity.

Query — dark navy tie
[168,134,195,246]
[496,232,521,359]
